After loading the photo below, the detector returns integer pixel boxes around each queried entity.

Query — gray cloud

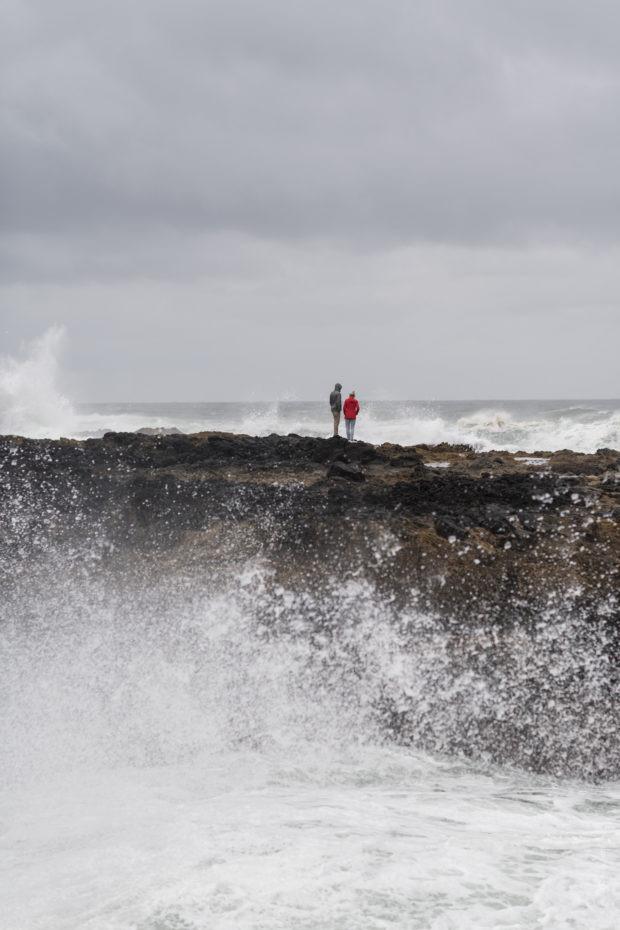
[4,0,620,256]
[1,0,619,400]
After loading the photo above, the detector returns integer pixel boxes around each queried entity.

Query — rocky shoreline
[1,431,619,778]
[1,431,617,615]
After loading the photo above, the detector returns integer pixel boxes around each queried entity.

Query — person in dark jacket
[329,382,342,436]
[343,390,360,440]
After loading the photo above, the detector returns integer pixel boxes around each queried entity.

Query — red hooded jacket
[343,396,360,419]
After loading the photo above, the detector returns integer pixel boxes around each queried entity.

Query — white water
[4,749,620,930]
[1,329,618,451]
[2,567,620,929]
[0,328,76,438]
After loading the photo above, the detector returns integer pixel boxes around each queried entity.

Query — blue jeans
[345,418,356,440]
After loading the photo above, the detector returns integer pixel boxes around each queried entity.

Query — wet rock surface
[1,431,619,779]
[1,431,616,609]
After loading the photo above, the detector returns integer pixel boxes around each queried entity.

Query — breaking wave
[0,327,78,438]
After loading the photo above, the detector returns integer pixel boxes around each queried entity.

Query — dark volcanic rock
[434,514,467,540]
[1,431,619,779]
[327,461,365,482]
[1,432,617,609]
[137,426,185,436]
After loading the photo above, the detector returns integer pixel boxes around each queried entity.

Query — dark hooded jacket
[329,383,342,412]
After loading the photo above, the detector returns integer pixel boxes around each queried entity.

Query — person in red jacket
[343,390,360,441]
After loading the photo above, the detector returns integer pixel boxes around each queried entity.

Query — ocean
[1,397,620,454]
[1,346,619,928]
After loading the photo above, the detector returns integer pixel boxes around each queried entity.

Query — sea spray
[0,327,77,438]
[1,431,619,928]
[2,537,619,787]
[1,428,619,783]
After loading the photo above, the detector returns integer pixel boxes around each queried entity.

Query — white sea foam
[3,748,619,930]
[452,406,620,453]
[106,400,617,453]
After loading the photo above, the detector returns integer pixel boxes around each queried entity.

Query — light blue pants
[345,418,356,440]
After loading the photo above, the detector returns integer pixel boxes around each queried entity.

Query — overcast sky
[2,0,619,401]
